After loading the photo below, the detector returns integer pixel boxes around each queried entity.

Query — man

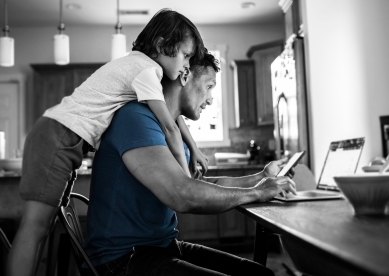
[83,52,296,276]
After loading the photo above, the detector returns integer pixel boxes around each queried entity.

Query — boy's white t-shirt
[43,51,164,150]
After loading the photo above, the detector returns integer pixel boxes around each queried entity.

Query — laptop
[274,137,365,202]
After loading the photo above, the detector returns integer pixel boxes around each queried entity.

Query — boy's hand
[190,149,209,176]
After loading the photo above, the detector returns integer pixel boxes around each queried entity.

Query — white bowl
[334,173,389,216]
[0,158,23,172]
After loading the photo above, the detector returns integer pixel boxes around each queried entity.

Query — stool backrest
[293,164,317,191]
[0,227,11,276]
[58,193,99,276]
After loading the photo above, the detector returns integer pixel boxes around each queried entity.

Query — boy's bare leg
[7,200,58,276]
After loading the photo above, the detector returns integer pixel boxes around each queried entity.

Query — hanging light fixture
[54,0,69,65]
[0,0,14,67]
[111,0,127,60]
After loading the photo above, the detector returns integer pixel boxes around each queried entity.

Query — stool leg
[253,223,270,266]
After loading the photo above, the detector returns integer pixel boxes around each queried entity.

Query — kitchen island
[0,164,265,239]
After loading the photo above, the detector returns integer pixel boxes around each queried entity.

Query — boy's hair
[191,50,220,80]
[132,8,205,64]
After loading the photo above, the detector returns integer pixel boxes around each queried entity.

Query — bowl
[0,158,23,172]
[334,173,389,216]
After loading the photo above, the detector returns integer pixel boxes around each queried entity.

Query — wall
[0,23,284,156]
[302,0,389,177]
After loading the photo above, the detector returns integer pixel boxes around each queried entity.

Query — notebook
[274,137,366,202]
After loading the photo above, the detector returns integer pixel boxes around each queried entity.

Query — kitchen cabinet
[29,63,105,128]
[231,41,283,128]
[279,0,303,39]
[247,41,283,126]
[230,60,256,127]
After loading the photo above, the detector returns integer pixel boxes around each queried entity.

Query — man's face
[181,66,216,120]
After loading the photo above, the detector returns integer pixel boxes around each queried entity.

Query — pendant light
[111,0,127,60]
[0,0,14,67]
[54,0,69,65]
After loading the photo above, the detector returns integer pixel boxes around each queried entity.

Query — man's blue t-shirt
[83,101,189,266]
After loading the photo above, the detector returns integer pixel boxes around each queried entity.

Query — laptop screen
[317,137,365,190]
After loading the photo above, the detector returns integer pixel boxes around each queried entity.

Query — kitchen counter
[0,164,266,219]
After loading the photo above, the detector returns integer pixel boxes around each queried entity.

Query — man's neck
[162,79,182,121]
[164,94,180,121]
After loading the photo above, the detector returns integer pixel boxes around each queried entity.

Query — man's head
[162,50,220,121]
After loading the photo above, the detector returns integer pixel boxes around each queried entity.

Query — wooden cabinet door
[231,60,256,127]
[32,70,73,122]
[176,213,218,241]
[250,44,283,125]
[218,210,246,239]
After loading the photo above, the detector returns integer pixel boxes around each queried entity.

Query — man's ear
[155,37,164,54]
[179,71,189,86]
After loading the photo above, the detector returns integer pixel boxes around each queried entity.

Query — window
[183,44,230,148]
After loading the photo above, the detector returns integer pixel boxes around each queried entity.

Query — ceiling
[1,0,283,27]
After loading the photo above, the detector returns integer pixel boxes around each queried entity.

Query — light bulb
[0,36,14,67]
[54,33,69,65]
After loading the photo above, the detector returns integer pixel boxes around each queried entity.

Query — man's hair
[132,8,205,64]
[191,50,220,80]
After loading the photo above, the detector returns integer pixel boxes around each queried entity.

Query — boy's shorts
[20,117,92,207]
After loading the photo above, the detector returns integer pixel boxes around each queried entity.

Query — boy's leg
[7,117,86,276]
[7,201,58,276]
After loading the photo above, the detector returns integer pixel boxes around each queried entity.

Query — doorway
[0,76,24,158]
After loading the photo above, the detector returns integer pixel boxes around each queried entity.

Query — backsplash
[199,125,276,165]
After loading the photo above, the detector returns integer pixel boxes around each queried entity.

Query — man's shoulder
[116,102,157,123]
[108,101,166,151]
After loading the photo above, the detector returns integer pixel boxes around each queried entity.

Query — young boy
[7,8,208,276]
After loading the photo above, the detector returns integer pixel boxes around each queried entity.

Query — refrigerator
[271,34,310,167]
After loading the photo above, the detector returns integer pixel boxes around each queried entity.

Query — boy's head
[132,8,205,70]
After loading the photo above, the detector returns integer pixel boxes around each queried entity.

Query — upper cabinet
[247,41,283,126]
[231,41,283,128]
[230,60,256,127]
[279,0,304,39]
[29,63,104,129]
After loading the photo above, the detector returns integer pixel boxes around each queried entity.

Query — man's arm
[122,145,295,214]
[200,158,290,188]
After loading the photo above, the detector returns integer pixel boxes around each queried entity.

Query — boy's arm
[176,116,209,175]
[200,158,291,188]
[146,100,191,177]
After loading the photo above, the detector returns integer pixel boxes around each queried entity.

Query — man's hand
[255,176,297,202]
[263,158,296,179]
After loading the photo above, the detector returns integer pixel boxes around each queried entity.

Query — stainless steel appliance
[271,34,310,167]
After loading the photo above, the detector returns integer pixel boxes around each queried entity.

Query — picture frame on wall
[380,115,389,158]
